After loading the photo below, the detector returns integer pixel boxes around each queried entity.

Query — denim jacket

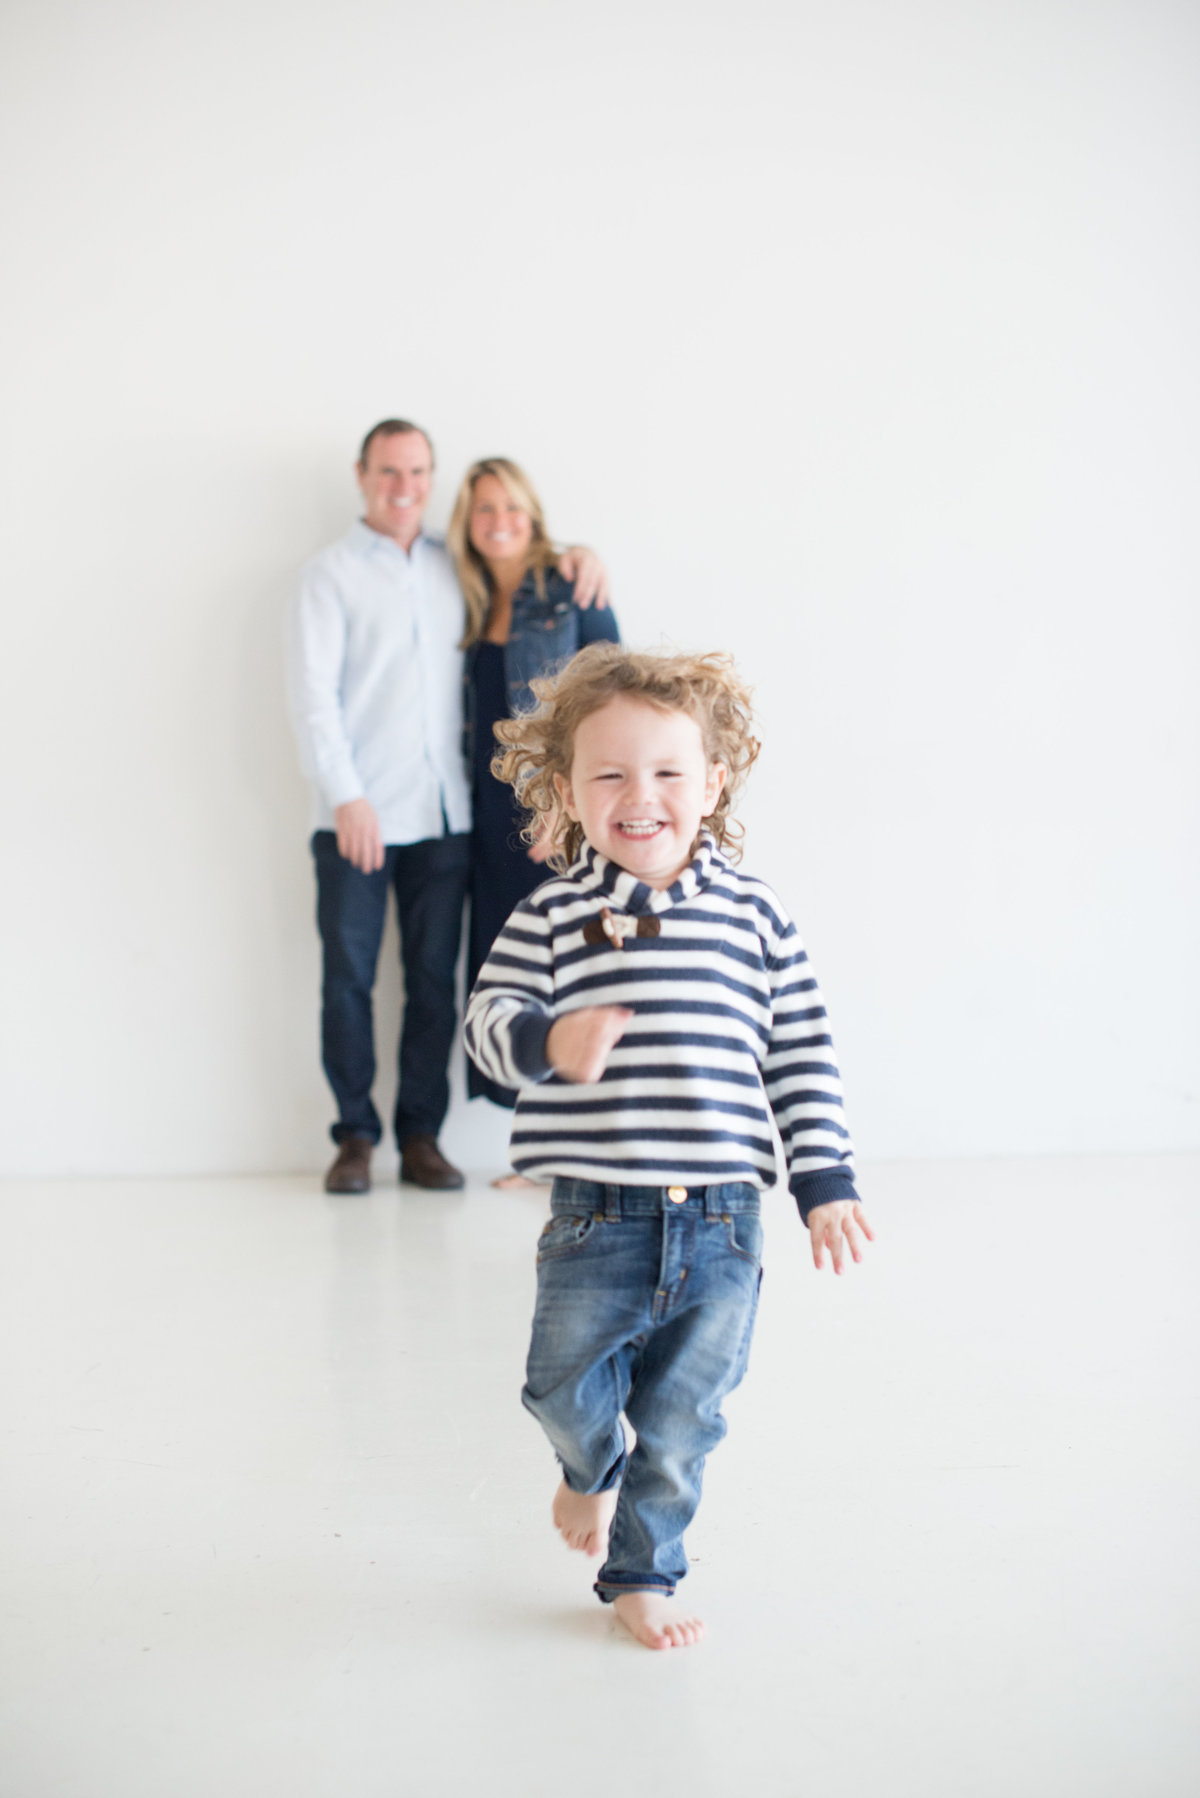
[462,567,620,771]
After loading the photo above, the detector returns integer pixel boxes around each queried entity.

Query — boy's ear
[553,770,579,821]
[704,761,728,813]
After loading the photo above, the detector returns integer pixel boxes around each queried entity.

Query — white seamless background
[0,0,1196,1176]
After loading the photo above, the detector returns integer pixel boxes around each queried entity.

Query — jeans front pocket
[536,1213,597,1264]
[721,1211,763,1266]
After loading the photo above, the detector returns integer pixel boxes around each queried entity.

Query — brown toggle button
[667,1186,688,1204]
[582,912,663,947]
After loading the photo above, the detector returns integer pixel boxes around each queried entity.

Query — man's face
[356,431,433,544]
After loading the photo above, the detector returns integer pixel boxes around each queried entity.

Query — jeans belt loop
[604,1185,622,1222]
[703,1185,723,1220]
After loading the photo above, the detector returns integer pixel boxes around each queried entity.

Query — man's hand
[558,545,610,610]
[547,1006,633,1083]
[807,1200,875,1275]
[335,798,385,874]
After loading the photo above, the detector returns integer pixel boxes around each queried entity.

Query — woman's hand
[527,817,556,863]
[558,545,610,609]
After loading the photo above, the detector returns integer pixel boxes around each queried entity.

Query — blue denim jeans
[312,829,470,1147]
[522,1179,763,1601]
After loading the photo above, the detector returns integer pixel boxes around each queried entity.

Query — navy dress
[465,570,621,1107]
[466,643,548,1107]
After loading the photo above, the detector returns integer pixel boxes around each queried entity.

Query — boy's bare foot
[551,1480,618,1556]
[491,1172,538,1189]
[612,1591,705,1651]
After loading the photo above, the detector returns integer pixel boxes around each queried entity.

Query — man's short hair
[358,419,435,469]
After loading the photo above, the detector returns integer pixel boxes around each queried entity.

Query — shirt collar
[568,831,726,915]
[348,519,431,560]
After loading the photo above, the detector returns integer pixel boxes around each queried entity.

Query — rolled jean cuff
[594,1574,677,1604]
[560,1449,625,1497]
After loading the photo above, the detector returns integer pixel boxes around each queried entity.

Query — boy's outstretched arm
[464,900,630,1091]
[806,1198,875,1276]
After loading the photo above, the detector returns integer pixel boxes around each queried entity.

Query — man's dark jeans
[312,829,470,1148]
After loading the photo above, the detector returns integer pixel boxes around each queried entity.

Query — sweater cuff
[508,1011,555,1082]
[790,1165,860,1224]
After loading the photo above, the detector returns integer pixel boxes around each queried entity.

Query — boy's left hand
[806,1200,875,1275]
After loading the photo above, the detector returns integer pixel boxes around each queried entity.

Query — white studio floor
[1,1154,1197,1798]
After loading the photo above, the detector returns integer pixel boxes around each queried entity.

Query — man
[287,420,606,1194]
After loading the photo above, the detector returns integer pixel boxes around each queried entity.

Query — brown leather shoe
[324,1136,373,1194]
[400,1133,465,1190]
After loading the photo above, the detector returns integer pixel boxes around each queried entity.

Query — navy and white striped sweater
[464,834,860,1223]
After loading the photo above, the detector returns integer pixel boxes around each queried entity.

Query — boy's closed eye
[591,769,684,781]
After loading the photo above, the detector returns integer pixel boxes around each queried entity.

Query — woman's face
[468,473,534,569]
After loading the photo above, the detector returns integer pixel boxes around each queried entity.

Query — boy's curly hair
[492,642,761,869]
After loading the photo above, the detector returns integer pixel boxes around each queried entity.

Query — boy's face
[555,694,727,890]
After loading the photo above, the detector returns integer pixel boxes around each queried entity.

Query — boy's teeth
[620,823,661,836]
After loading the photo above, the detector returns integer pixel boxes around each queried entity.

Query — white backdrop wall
[0,0,1196,1177]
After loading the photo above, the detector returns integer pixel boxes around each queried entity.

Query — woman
[447,456,620,1126]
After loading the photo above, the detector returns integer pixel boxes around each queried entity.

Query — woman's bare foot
[612,1591,705,1651]
[551,1480,618,1556]
[491,1172,538,1190]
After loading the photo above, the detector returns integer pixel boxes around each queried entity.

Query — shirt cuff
[789,1165,860,1223]
[324,772,366,811]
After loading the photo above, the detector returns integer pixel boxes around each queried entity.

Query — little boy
[464,644,873,1650]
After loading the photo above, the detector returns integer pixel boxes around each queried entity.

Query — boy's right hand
[547,1006,633,1083]
[806,1199,875,1275]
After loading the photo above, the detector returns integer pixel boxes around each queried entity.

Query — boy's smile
[555,694,727,890]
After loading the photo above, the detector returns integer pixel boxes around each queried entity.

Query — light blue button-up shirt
[287,522,472,845]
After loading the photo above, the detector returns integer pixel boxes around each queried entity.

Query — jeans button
[667,1186,688,1204]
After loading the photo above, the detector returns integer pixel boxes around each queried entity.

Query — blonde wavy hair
[492,643,761,869]
[446,456,560,647]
